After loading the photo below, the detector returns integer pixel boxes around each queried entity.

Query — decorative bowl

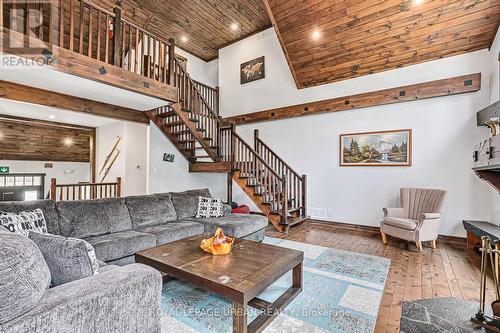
[200,228,234,255]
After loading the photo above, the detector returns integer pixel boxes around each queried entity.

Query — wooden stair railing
[49,177,121,201]
[254,130,307,218]
[146,56,222,162]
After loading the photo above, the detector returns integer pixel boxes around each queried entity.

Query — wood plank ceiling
[0,117,93,162]
[89,0,271,61]
[264,0,500,88]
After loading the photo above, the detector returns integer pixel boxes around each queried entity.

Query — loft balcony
[0,0,178,102]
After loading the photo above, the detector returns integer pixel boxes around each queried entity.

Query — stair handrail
[254,129,307,218]
[232,131,283,181]
[254,131,302,179]
[173,56,221,122]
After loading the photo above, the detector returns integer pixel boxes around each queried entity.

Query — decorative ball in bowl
[200,228,234,255]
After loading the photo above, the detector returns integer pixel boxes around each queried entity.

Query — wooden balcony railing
[49,177,121,201]
[1,0,174,84]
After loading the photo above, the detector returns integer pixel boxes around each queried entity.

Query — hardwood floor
[266,220,496,332]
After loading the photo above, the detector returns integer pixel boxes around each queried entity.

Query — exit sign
[0,167,9,174]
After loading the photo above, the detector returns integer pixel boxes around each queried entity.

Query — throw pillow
[0,209,47,236]
[29,232,99,286]
[196,196,224,218]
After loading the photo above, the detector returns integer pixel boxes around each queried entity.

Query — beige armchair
[380,188,447,251]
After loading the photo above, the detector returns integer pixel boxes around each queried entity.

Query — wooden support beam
[0,80,150,124]
[223,73,481,125]
[1,27,178,103]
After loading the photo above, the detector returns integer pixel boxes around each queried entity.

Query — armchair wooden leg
[416,241,423,252]
[381,232,388,244]
[430,240,436,249]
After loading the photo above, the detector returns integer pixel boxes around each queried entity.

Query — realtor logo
[1,0,56,68]
[0,167,10,174]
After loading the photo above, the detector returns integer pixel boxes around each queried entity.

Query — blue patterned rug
[160,238,390,333]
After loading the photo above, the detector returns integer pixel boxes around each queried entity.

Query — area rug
[160,238,390,333]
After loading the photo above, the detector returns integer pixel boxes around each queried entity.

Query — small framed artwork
[340,129,412,166]
[163,153,175,163]
[240,56,265,84]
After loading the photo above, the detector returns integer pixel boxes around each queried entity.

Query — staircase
[0,0,306,232]
[147,56,308,233]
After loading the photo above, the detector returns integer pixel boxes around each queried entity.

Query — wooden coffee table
[135,235,303,333]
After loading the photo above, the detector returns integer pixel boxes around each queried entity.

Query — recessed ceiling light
[413,0,423,4]
[48,115,56,119]
[312,30,321,40]
[63,138,73,146]
[230,23,239,31]
[180,35,188,43]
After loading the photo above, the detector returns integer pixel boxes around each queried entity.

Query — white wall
[218,28,494,237]
[0,160,90,197]
[148,123,226,198]
[96,121,148,196]
[176,48,218,87]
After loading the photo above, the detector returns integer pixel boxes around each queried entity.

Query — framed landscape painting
[340,129,412,166]
[240,56,265,84]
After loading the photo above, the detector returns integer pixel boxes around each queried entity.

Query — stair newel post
[112,7,122,67]
[168,38,175,86]
[254,129,259,152]
[301,174,307,217]
[50,178,57,201]
[215,86,220,116]
[281,176,287,223]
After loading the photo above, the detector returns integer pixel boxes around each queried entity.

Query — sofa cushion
[0,229,51,325]
[125,193,177,229]
[384,217,418,230]
[184,214,268,238]
[0,209,48,236]
[57,198,133,238]
[29,232,99,286]
[171,189,211,219]
[84,230,156,262]
[0,200,59,234]
[137,221,205,245]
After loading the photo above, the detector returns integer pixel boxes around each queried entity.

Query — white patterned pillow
[196,196,224,218]
[0,209,48,236]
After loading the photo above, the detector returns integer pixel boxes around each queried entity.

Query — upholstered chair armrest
[383,207,405,219]
[223,203,232,216]
[1,264,162,333]
[419,213,441,220]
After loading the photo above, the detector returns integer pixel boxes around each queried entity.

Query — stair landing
[189,162,232,173]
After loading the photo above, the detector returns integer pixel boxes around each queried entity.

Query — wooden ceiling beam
[1,28,178,103]
[0,80,151,124]
[222,73,481,125]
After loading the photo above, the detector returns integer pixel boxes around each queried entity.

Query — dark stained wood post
[227,172,232,205]
[50,178,57,201]
[228,124,237,204]
[168,37,175,85]
[215,86,220,116]
[112,7,122,66]
[301,174,307,217]
[116,177,122,197]
[281,177,287,223]
[254,129,259,151]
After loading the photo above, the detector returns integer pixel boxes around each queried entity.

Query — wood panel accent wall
[0,116,94,162]
[0,81,150,124]
[223,73,481,125]
[88,0,271,61]
[264,0,500,88]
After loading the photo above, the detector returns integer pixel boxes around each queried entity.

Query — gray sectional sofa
[0,189,268,265]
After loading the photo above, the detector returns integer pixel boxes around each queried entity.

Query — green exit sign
[0,167,9,174]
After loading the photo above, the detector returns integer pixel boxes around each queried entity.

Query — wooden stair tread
[280,216,309,227]
[164,121,186,126]
[157,111,177,118]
